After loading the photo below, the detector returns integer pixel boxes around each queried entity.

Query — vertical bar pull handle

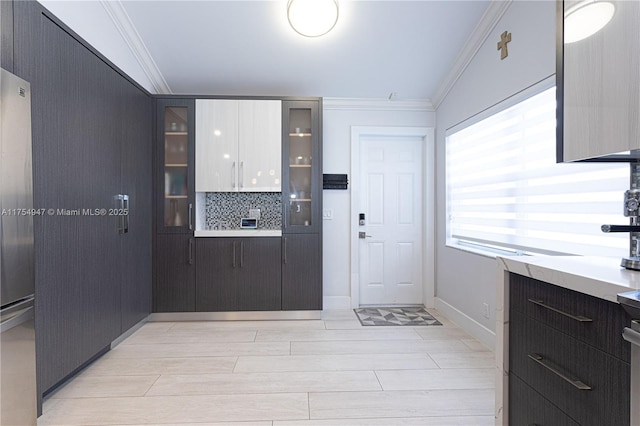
[188,203,193,230]
[122,195,129,233]
[232,241,237,268]
[240,161,244,189]
[231,162,236,189]
[283,237,287,264]
[188,238,194,265]
[240,241,244,268]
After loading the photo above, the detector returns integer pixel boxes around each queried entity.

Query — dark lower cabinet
[510,373,580,426]
[282,233,322,310]
[508,273,631,426]
[196,238,282,311]
[154,234,196,312]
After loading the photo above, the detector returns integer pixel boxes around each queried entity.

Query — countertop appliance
[0,67,37,425]
[618,290,640,426]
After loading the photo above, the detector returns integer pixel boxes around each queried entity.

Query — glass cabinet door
[283,100,321,233]
[157,99,194,233]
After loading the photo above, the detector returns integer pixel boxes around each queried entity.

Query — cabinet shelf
[166,163,188,167]
[289,133,312,137]
[165,195,188,199]
[165,131,188,136]
[289,198,312,202]
[289,164,311,168]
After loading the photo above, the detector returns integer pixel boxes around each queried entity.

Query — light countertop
[194,230,282,237]
[497,255,640,303]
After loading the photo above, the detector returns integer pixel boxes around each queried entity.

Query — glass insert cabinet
[156,99,195,233]
[282,100,322,233]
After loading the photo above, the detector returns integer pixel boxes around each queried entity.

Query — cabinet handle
[188,203,193,230]
[232,241,237,268]
[240,241,244,268]
[188,238,194,265]
[240,161,244,189]
[283,237,287,264]
[528,353,592,390]
[232,162,236,189]
[122,194,129,233]
[527,298,592,322]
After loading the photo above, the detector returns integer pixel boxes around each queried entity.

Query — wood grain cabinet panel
[509,373,580,426]
[154,234,196,312]
[282,233,322,310]
[196,238,281,312]
[510,273,631,362]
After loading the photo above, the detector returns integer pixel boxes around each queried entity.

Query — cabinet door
[238,100,282,192]
[154,234,196,312]
[236,237,282,311]
[196,99,238,192]
[196,237,281,311]
[559,0,640,161]
[157,99,195,233]
[196,238,238,311]
[282,233,322,310]
[282,100,322,233]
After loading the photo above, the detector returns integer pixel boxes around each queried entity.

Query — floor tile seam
[45,391,313,401]
[142,374,163,397]
[231,355,241,373]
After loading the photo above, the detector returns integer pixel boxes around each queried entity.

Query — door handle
[231,161,236,189]
[122,194,129,233]
[240,161,244,189]
[188,203,193,230]
[232,241,237,268]
[283,237,287,264]
[359,231,372,239]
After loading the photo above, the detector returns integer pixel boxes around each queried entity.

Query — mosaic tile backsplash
[203,192,282,230]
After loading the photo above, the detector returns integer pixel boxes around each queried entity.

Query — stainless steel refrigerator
[0,67,37,425]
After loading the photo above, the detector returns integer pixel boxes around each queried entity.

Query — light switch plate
[323,209,333,220]
[249,209,260,220]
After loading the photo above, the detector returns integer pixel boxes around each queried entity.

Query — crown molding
[323,97,434,112]
[100,0,172,94]
[431,0,512,109]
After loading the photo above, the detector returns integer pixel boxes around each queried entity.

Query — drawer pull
[528,353,592,390]
[527,298,592,322]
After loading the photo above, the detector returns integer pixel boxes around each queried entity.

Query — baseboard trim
[434,297,496,351]
[323,296,352,310]
[111,316,148,348]
[148,311,321,321]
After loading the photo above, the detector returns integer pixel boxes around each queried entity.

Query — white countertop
[497,255,640,303]
[194,229,282,237]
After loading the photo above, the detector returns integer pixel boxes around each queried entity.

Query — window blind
[446,87,629,257]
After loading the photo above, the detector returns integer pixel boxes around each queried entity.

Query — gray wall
[434,0,556,347]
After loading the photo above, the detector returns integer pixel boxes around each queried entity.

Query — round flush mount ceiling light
[564,0,615,43]
[288,0,339,37]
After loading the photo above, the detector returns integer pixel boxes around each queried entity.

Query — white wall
[322,100,435,308]
[37,0,155,92]
[434,0,556,347]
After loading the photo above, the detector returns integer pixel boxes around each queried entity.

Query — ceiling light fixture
[287,0,339,37]
[564,0,615,44]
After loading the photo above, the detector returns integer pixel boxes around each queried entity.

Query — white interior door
[359,135,423,305]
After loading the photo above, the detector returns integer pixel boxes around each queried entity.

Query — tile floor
[38,310,495,426]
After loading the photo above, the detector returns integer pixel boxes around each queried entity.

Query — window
[446,85,629,257]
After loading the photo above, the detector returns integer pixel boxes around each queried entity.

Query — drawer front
[510,311,630,426]
[510,373,580,426]
[509,273,631,362]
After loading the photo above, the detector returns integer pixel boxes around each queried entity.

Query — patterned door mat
[354,307,442,326]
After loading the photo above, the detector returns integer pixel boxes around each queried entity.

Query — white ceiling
[39,0,494,102]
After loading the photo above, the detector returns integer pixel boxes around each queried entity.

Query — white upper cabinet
[196,99,282,192]
[559,0,640,162]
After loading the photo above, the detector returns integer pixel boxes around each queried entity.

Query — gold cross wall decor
[497,31,512,60]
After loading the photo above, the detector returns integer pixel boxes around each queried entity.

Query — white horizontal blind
[446,87,629,257]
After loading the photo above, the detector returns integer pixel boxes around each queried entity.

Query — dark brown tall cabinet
[153,98,196,312]
[9,1,153,412]
[281,100,323,310]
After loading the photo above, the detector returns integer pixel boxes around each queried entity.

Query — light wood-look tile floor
[38,309,495,426]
